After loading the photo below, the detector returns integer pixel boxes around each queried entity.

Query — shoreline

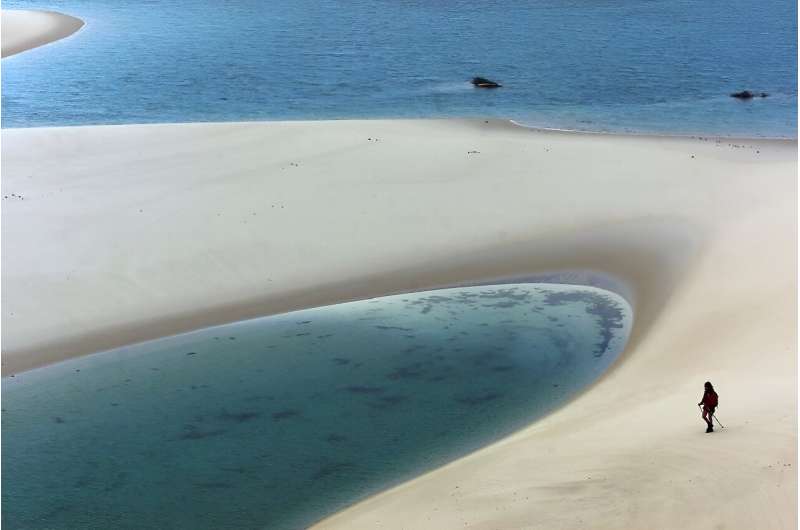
[1,9,84,58]
[2,118,796,529]
[2,117,797,142]
[5,271,633,377]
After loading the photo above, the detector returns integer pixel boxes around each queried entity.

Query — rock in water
[731,90,769,99]
[472,77,502,88]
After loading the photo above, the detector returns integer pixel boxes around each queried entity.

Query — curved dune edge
[2,119,796,528]
[1,9,84,58]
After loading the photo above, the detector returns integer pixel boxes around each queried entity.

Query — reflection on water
[2,283,631,529]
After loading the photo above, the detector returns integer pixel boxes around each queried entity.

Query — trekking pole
[698,404,723,429]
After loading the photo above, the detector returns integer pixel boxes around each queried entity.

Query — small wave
[429,81,474,94]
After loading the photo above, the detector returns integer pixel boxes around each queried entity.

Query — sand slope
[1,9,83,58]
[1,120,796,528]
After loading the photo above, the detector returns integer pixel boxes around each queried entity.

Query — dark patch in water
[345,385,384,394]
[297,320,312,325]
[375,325,413,332]
[242,394,275,402]
[482,300,520,309]
[196,482,231,489]
[332,357,350,365]
[478,288,532,302]
[369,395,407,409]
[53,416,65,424]
[409,295,454,305]
[220,466,247,474]
[43,505,72,519]
[325,433,348,443]
[386,363,424,380]
[186,351,198,356]
[219,410,260,423]
[312,462,355,480]
[491,365,515,372]
[295,332,311,337]
[542,290,625,357]
[272,409,300,421]
[455,392,503,406]
[179,429,227,440]
[470,351,502,366]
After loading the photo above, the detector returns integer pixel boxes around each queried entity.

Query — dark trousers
[702,406,715,427]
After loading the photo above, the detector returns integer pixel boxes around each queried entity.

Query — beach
[0,9,83,58]
[2,119,796,527]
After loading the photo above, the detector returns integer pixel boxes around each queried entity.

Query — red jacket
[701,390,718,409]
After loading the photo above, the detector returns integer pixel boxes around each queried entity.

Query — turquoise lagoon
[3,283,632,529]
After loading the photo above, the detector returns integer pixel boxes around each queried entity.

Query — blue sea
[1,0,796,136]
[3,283,632,529]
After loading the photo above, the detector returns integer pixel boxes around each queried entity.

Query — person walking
[698,381,719,433]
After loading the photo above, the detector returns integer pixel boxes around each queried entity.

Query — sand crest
[1,9,83,58]
[1,119,796,528]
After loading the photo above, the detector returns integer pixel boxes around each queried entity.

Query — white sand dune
[1,9,83,58]
[1,120,796,528]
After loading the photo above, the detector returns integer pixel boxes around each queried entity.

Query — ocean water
[1,0,796,136]
[3,283,632,529]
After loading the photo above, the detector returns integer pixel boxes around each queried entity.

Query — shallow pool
[2,282,632,529]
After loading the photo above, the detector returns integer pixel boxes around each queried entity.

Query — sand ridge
[1,119,796,528]
[1,9,84,58]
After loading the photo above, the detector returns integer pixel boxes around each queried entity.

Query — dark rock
[730,90,769,99]
[472,77,502,88]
